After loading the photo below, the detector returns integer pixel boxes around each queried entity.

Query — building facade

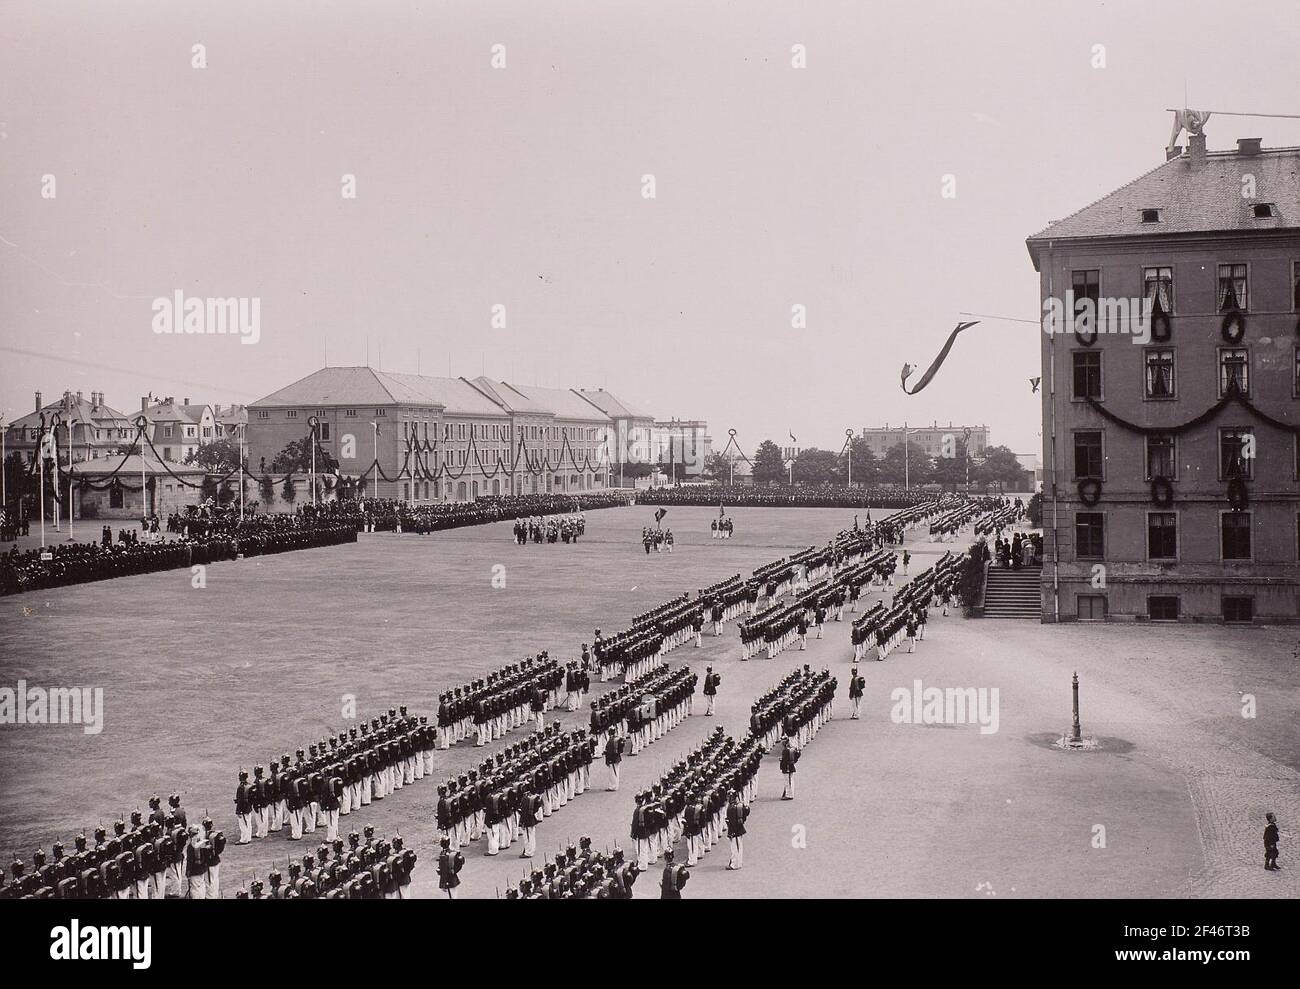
[247,367,628,502]
[650,418,712,479]
[1027,134,1300,624]
[5,390,134,463]
[859,422,989,459]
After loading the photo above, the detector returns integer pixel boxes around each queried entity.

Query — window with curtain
[1071,269,1100,332]
[1144,349,1175,398]
[1143,266,1174,313]
[1146,435,1175,480]
[1217,263,1247,311]
[1219,428,1254,479]
[1219,348,1249,396]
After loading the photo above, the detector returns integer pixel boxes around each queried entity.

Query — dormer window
[1252,203,1275,219]
[1140,208,1161,223]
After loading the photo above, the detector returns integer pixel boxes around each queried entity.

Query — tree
[281,475,297,503]
[270,437,315,473]
[1027,491,1043,526]
[930,438,969,492]
[879,442,933,486]
[751,440,786,486]
[838,437,879,486]
[199,475,219,502]
[185,438,241,472]
[259,473,275,503]
[700,451,730,481]
[972,445,1031,492]
[792,447,839,486]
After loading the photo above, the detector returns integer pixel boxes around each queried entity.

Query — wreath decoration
[1227,477,1248,511]
[1220,310,1245,345]
[1077,478,1102,506]
[1150,476,1173,508]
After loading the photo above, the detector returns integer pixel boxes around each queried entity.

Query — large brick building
[247,367,630,501]
[1027,133,1300,624]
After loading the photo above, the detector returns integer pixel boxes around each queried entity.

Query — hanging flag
[789,431,797,444]
[654,508,667,525]
[719,503,726,518]
[900,321,980,395]
[1030,376,1042,393]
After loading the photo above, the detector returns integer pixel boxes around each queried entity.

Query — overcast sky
[2,0,1297,456]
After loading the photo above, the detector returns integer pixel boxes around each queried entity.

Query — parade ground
[1,505,1295,899]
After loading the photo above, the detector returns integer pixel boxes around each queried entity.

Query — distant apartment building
[859,422,990,459]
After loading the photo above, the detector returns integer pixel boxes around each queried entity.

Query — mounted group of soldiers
[512,513,586,544]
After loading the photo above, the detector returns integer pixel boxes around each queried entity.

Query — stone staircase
[983,564,1042,619]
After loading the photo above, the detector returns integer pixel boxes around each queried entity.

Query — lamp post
[1071,671,1082,744]
[64,417,75,541]
[308,415,318,507]
[727,429,736,486]
[370,422,379,499]
[238,424,246,524]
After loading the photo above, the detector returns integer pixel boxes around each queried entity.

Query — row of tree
[700,437,1031,491]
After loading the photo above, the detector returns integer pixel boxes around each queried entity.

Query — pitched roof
[145,399,197,424]
[1027,145,1300,252]
[467,377,551,415]
[576,388,653,421]
[67,452,205,476]
[373,372,507,416]
[249,367,406,408]
[8,395,131,431]
[498,382,610,422]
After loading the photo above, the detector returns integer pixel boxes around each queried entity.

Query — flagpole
[65,419,74,541]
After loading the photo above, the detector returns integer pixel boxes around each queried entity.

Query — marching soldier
[849,667,866,719]
[725,789,748,870]
[780,737,801,800]
[660,847,689,899]
[604,731,625,791]
[183,826,209,899]
[437,836,464,899]
[251,765,270,838]
[702,666,721,716]
[202,816,225,898]
[234,770,254,844]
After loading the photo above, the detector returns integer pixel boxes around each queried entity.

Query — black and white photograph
[0,0,1296,970]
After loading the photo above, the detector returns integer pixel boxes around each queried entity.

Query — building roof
[250,366,503,416]
[8,393,131,432]
[1027,143,1300,261]
[467,377,552,416]
[500,382,611,422]
[145,399,197,425]
[374,372,505,417]
[252,367,639,421]
[178,404,212,422]
[68,452,205,477]
[576,388,653,421]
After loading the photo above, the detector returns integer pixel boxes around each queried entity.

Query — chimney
[142,396,149,412]
[183,397,189,406]
[1237,137,1262,156]
[1188,132,1207,163]
[35,390,42,412]
[76,390,83,406]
